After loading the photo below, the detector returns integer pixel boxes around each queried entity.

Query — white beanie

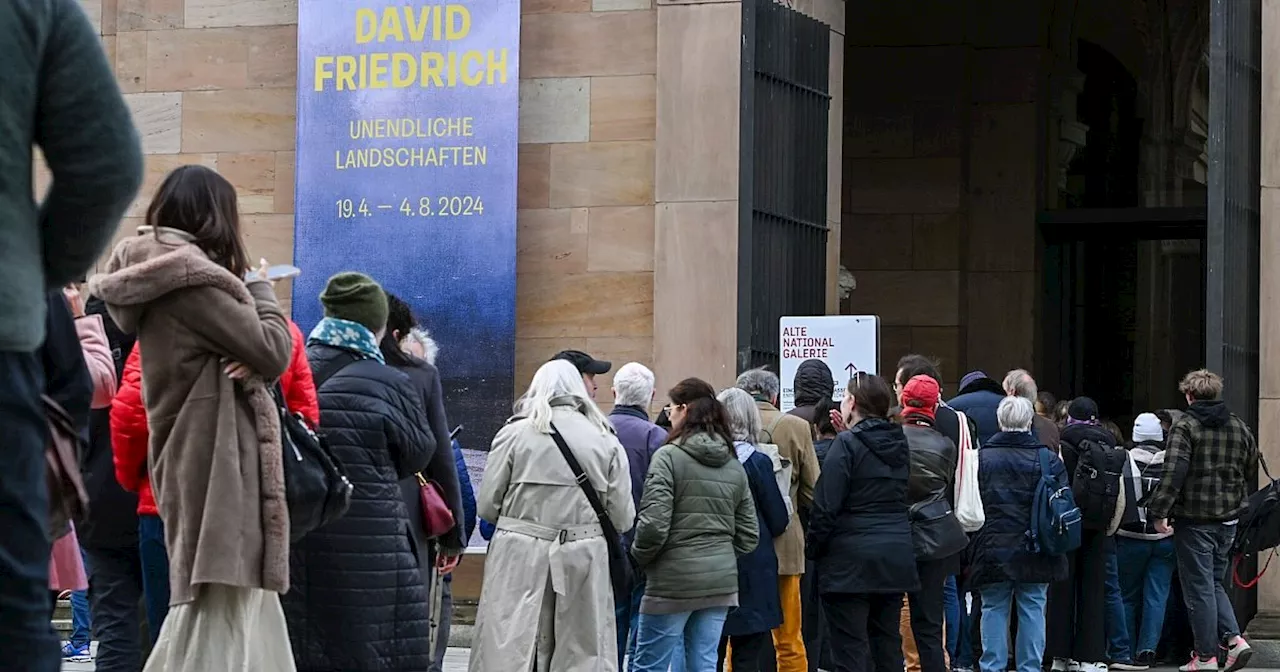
[1133,412,1164,443]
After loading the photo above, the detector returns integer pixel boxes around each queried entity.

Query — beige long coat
[758,400,820,575]
[470,399,634,672]
[89,229,293,605]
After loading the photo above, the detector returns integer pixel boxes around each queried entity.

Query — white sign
[778,315,880,412]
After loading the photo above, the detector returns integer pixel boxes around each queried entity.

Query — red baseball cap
[900,374,940,420]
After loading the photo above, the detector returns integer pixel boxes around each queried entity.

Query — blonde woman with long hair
[470,360,634,672]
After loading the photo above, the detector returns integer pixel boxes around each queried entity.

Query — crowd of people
[467,354,1262,672]
[0,3,1267,671]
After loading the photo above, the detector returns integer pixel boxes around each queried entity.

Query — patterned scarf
[307,317,385,364]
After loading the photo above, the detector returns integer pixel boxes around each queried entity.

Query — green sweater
[631,432,759,603]
[0,0,142,351]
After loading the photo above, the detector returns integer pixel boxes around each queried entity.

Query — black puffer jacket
[284,344,436,672]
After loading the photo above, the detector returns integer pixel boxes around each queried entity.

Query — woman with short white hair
[470,360,635,672]
[968,395,1069,672]
[715,388,790,670]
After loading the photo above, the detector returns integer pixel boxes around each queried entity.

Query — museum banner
[293,0,519,476]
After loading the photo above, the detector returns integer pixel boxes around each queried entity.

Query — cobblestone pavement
[62,645,472,670]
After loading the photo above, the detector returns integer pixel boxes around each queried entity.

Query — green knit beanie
[320,272,388,332]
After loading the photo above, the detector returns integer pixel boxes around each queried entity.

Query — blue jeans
[138,515,170,645]
[0,352,58,672]
[1116,536,1176,656]
[1105,547,1131,662]
[978,582,1049,672]
[631,607,728,672]
[615,580,644,670]
[944,575,959,662]
[955,579,977,668]
[69,548,92,648]
[1174,523,1241,657]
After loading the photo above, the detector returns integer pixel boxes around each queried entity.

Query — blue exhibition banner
[293,0,519,458]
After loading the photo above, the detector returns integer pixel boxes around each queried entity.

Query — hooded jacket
[1145,400,1258,523]
[1117,440,1172,540]
[724,442,791,637]
[88,229,294,604]
[947,378,1005,444]
[632,432,759,605]
[806,417,920,595]
[789,359,835,426]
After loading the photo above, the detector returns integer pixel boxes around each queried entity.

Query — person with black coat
[381,294,468,573]
[899,375,966,672]
[284,273,437,671]
[807,372,919,672]
[1046,397,1115,672]
[79,293,149,671]
[789,358,835,428]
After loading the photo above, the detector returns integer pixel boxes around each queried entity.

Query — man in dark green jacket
[0,1,141,669]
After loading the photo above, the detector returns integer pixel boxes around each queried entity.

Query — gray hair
[997,395,1035,432]
[717,387,763,443]
[1002,369,1037,401]
[735,367,780,402]
[613,362,656,407]
[400,327,439,365]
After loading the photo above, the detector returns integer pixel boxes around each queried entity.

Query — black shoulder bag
[280,353,358,542]
[549,422,634,600]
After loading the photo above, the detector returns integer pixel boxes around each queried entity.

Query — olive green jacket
[631,432,759,600]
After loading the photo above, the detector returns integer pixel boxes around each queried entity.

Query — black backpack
[1071,438,1126,531]
[282,354,358,542]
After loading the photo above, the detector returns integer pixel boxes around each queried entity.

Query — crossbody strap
[549,422,621,540]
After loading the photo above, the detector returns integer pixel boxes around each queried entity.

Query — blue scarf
[307,317,385,364]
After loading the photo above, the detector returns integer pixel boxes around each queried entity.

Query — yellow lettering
[432,5,443,41]
[378,7,405,42]
[335,56,358,91]
[368,52,390,88]
[314,56,334,91]
[487,49,508,85]
[355,9,377,43]
[404,6,430,42]
[460,52,483,86]
[422,52,445,87]
[357,53,368,88]
[446,5,470,40]
[446,51,458,87]
[391,52,416,87]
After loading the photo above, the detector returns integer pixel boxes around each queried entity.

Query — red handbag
[417,473,455,538]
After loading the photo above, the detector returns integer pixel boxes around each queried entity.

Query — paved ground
[62,645,472,670]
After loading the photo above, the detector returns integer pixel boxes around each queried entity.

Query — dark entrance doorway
[1040,208,1207,424]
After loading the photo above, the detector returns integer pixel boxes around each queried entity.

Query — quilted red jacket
[112,321,319,516]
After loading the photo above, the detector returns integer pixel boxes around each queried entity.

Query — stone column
[651,0,744,390]
[1251,0,1280,639]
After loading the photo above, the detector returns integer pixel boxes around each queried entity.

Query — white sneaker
[1077,663,1108,672]
[1224,636,1253,672]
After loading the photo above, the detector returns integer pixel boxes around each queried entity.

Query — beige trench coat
[470,400,634,672]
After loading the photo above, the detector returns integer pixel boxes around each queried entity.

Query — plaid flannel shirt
[1145,402,1258,523]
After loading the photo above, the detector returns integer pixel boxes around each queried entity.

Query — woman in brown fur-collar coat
[89,165,297,672]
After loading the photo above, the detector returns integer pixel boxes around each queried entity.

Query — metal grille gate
[1207,0,1261,626]
[737,0,831,373]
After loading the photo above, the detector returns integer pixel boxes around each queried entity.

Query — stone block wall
[58,0,658,410]
[840,1,1041,393]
